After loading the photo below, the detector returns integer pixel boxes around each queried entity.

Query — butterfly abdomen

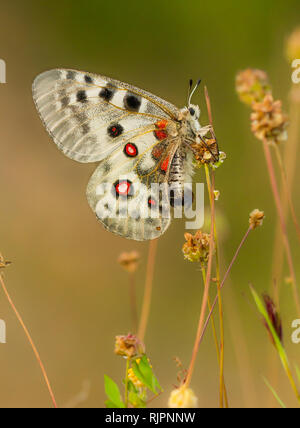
[168,146,190,207]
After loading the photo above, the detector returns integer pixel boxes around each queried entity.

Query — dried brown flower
[191,138,218,165]
[251,95,288,144]
[286,27,300,63]
[263,294,283,346]
[236,69,271,105]
[182,230,211,264]
[118,251,140,273]
[249,209,265,229]
[114,334,144,358]
[0,254,11,269]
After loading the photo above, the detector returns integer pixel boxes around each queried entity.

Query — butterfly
[32,69,219,241]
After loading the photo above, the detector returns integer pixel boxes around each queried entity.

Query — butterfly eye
[189,107,195,116]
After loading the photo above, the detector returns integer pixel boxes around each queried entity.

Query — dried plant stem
[272,143,300,242]
[129,273,138,333]
[204,165,226,408]
[124,357,130,408]
[201,266,229,407]
[262,140,300,315]
[0,273,58,408]
[199,226,253,347]
[138,239,158,342]
[184,174,215,388]
[272,88,300,300]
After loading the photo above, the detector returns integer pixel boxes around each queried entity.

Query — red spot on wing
[152,146,163,159]
[154,120,168,141]
[160,156,170,172]
[156,120,168,129]
[125,143,137,157]
[116,180,131,196]
[148,197,157,207]
[155,130,168,141]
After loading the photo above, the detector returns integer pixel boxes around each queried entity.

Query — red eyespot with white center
[154,119,168,141]
[124,143,138,157]
[114,180,133,197]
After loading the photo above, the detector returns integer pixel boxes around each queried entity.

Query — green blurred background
[0,0,299,408]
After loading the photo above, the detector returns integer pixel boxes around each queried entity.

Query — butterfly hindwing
[86,129,175,240]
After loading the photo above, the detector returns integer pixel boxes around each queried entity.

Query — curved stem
[0,273,58,408]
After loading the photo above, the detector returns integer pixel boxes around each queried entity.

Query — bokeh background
[0,0,299,408]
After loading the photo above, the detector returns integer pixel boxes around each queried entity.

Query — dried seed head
[182,230,212,264]
[118,251,140,273]
[168,385,198,408]
[251,94,288,144]
[263,294,283,346]
[286,27,300,63]
[249,209,265,229]
[191,138,218,167]
[236,69,271,105]
[114,334,145,358]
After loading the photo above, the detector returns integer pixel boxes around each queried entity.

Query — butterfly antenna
[188,79,201,106]
[187,79,193,105]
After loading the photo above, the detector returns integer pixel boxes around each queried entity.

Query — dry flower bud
[182,230,211,264]
[118,251,140,273]
[286,27,300,63]
[114,334,144,358]
[263,294,283,346]
[0,257,11,269]
[168,385,198,408]
[249,209,265,229]
[251,95,288,144]
[236,69,271,105]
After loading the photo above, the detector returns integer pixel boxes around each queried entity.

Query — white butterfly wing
[32,69,178,163]
[33,68,179,240]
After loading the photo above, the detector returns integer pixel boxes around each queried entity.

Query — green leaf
[263,377,286,408]
[132,355,162,394]
[128,390,146,408]
[104,375,125,408]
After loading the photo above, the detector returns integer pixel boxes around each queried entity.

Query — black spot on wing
[84,75,93,84]
[99,85,115,102]
[124,92,142,112]
[66,70,75,80]
[107,123,124,138]
[77,90,87,103]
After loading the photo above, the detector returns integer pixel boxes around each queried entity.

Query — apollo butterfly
[32,70,219,240]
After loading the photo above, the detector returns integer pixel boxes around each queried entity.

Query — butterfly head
[188,104,200,120]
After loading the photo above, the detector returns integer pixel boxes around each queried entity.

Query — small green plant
[105,335,162,408]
